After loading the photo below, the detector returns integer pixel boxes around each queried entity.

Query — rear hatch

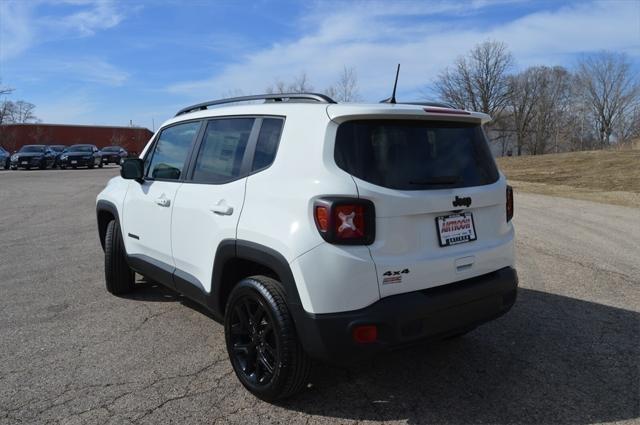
[330,107,514,298]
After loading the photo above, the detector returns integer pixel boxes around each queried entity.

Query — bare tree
[266,71,314,94]
[507,67,543,155]
[435,40,513,117]
[577,51,640,147]
[325,66,360,102]
[9,101,39,123]
[265,80,288,94]
[532,67,572,154]
[0,100,16,126]
[0,81,13,97]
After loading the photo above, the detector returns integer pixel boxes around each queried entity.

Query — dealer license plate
[436,213,477,247]
[71,160,77,164]
[21,161,27,165]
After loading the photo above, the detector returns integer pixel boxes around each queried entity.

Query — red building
[0,123,154,155]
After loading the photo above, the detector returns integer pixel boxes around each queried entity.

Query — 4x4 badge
[453,196,472,208]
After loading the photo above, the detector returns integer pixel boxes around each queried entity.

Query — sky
[1,0,639,129]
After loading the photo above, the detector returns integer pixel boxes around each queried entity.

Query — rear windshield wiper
[409,176,461,186]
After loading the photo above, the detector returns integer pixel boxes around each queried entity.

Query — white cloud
[167,0,640,101]
[0,1,34,60]
[43,57,129,86]
[0,0,128,60]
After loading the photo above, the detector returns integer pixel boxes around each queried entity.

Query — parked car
[0,146,10,169]
[96,93,517,401]
[58,144,103,169]
[100,145,128,165]
[47,144,67,168]
[10,145,56,170]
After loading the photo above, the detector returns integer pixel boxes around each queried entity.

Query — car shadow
[123,277,220,322]
[280,288,640,424]
[122,282,639,424]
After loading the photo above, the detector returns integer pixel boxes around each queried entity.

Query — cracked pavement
[0,168,638,424]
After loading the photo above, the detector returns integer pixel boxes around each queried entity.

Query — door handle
[210,201,233,216]
[155,195,171,207]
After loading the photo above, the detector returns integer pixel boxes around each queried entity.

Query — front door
[121,120,202,273]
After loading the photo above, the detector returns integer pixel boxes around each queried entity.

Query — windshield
[69,145,93,152]
[49,146,65,152]
[102,146,121,152]
[19,145,45,153]
[335,120,499,190]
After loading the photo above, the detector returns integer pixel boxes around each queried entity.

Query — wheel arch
[96,200,120,251]
[212,240,304,318]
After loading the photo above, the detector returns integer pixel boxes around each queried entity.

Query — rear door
[171,117,282,294]
[334,119,514,298]
[122,120,202,274]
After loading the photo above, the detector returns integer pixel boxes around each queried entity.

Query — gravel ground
[0,168,638,424]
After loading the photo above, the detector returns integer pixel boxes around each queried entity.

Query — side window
[146,121,200,180]
[252,118,283,171]
[191,118,254,183]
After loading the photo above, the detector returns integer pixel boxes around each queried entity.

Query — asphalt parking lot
[0,167,638,424]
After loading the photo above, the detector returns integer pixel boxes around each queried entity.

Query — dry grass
[496,149,640,208]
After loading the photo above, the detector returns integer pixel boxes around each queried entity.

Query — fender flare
[210,239,304,318]
[96,200,120,251]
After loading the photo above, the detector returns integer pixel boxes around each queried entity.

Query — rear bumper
[292,266,518,364]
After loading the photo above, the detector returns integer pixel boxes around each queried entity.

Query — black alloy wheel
[225,276,311,401]
[228,291,278,387]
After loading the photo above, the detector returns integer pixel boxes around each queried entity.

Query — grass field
[496,149,640,208]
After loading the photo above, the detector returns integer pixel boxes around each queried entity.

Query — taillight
[313,197,375,245]
[423,107,470,115]
[506,185,514,222]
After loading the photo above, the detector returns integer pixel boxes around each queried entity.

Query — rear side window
[252,118,284,171]
[335,120,498,190]
[147,121,200,180]
[192,118,254,183]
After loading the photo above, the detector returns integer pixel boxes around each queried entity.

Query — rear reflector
[424,107,470,115]
[506,185,514,222]
[353,325,377,343]
[314,206,329,232]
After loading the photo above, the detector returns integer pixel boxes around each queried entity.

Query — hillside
[496,150,640,208]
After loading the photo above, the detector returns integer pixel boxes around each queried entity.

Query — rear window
[335,120,498,190]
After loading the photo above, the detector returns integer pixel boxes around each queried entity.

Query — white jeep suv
[96,93,518,401]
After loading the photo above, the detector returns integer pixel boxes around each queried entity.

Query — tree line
[261,42,639,156]
[434,41,639,155]
[0,83,40,126]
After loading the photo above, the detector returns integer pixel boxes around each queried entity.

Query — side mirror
[121,158,144,182]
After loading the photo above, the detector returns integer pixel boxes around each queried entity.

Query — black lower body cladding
[292,267,518,364]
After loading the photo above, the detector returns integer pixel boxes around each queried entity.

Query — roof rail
[175,93,336,117]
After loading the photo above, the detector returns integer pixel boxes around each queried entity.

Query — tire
[225,276,311,401]
[60,166,66,170]
[99,162,103,168]
[104,220,135,295]
[88,164,94,169]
